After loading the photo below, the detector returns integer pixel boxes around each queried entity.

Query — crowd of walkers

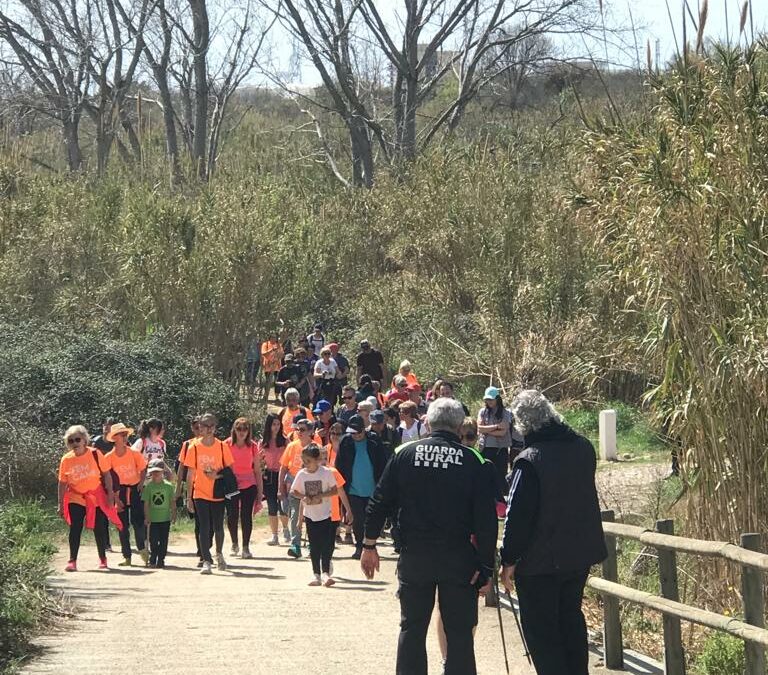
[56,335,520,580]
[56,329,605,675]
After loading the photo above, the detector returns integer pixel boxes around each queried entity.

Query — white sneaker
[308,574,322,586]
[200,561,212,575]
[230,544,240,557]
[267,534,279,546]
[322,573,336,587]
[216,553,227,571]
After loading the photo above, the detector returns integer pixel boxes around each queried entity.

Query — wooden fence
[590,510,768,675]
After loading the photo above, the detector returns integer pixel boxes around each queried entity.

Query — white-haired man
[500,390,606,675]
[361,398,497,675]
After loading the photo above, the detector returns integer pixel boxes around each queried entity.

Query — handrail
[587,577,768,647]
[602,522,768,572]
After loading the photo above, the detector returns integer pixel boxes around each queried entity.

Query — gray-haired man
[361,398,497,675]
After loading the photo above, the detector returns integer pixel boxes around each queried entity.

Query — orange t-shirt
[58,448,110,506]
[183,439,234,502]
[329,467,345,522]
[323,444,337,467]
[279,406,315,439]
[280,440,310,477]
[106,448,147,486]
[261,340,284,373]
[392,372,419,389]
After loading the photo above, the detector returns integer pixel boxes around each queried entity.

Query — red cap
[406,383,422,392]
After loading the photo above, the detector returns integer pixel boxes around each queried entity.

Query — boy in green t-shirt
[142,460,177,568]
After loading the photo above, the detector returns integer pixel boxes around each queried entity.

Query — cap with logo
[313,399,332,414]
[346,415,366,434]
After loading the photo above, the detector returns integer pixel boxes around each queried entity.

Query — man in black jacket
[361,398,498,675]
[500,390,607,675]
[335,414,389,559]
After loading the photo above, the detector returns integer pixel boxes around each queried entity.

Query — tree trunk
[156,75,182,184]
[62,116,83,172]
[348,116,374,188]
[188,0,210,181]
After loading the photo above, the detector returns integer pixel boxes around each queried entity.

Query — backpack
[91,449,121,491]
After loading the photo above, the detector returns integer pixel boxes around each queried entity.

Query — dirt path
[24,526,620,674]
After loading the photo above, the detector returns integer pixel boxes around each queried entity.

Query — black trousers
[194,499,225,563]
[515,568,591,675]
[305,517,335,575]
[117,485,146,559]
[226,484,258,547]
[149,521,171,564]
[397,546,478,675]
[67,503,108,561]
[348,494,369,553]
[481,446,510,496]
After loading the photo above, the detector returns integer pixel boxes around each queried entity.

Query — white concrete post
[599,409,618,461]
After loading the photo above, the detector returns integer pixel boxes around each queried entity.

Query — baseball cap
[313,399,332,414]
[346,415,365,433]
[147,458,165,474]
[483,386,500,400]
[406,383,422,393]
[370,410,385,423]
[360,339,370,347]
[292,413,308,427]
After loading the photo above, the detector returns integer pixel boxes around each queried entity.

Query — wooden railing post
[740,533,766,675]
[656,519,686,675]
[601,510,623,669]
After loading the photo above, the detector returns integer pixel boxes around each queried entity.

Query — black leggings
[194,499,225,563]
[149,521,171,564]
[117,484,146,558]
[226,484,258,547]
[263,471,286,516]
[305,517,336,575]
[68,503,108,561]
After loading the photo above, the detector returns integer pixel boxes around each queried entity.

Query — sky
[280,0,767,86]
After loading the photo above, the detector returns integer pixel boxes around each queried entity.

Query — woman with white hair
[500,390,606,675]
[57,425,121,571]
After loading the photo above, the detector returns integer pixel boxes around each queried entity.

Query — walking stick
[506,588,532,666]
[493,565,511,675]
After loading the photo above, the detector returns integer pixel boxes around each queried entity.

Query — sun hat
[106,422,134,442]
[483,386,500,400]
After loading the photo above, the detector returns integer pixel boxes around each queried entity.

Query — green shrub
[0,321,242,502]
[0,501,59,673]
[695,632,745,675]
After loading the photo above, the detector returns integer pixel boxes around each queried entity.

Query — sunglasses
[67,437,83,445]
[297,426,311,433]
[199,423,214,430]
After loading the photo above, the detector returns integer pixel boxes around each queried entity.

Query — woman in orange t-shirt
[105,423,148,567]
[184,413,235,575]
[57,425,116,572]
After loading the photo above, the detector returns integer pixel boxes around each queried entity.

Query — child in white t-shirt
[290,443,338,587]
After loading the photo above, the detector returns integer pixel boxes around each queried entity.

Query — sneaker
[241,547,253,559]
[287,545,302,559]
[322,574,336,587]
[231,544,240,557]
[351,550,361,560]
[200,561,212,575]
[106,545,114,553]
[196,559,204,568]
[335,533,343,544]
[98,558,109,570]
[118,558,132,567]
[65,560,77,572]
[343,532,353,545]
[157,560,165,569]
[282,529,291,543]
[308,574,322,586]
[216,553,227,571]
[139,549,149,565]
[267,534,279,546]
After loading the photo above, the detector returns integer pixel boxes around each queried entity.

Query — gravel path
[24,526,622,675]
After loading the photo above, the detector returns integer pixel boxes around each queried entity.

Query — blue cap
[313,399,332,414]
[483,386,500,400]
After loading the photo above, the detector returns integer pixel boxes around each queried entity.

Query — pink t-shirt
[259,440,285,473]
[225,438,258,489]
